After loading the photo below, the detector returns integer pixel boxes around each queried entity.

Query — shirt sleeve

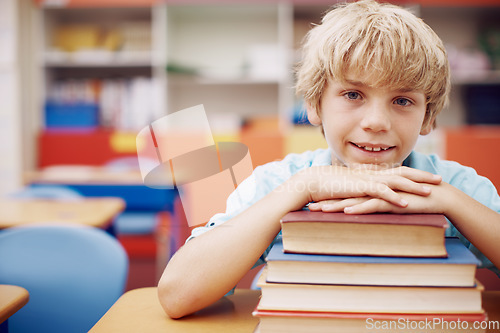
[185,149,331,261]
[183,159,293,297]
[183,149,331,295]
[186,164,274,242]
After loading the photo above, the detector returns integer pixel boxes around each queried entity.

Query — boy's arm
[436,183,500,270]
[157,178,306,319]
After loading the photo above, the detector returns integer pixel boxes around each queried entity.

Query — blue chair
[8,185,82,200]
[0,225,128,333]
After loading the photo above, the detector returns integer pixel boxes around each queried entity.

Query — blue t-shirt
[188,149,500,275]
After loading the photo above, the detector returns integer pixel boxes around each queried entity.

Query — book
[281,211,448,257]
[253,306,488,333]
[257,269,484,314]
[266,238,480,287]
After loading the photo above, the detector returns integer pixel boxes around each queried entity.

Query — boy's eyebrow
[344,79,365,87]
[344,79,419,94]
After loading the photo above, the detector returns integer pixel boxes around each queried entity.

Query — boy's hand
[301,165,442,210]
[309,182,450,215]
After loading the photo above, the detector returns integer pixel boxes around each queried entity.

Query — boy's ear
[306,103,322,126]
[420,114,436,135]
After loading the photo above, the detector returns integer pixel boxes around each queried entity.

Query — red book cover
[281,211,448,228]
[253,307,487,322]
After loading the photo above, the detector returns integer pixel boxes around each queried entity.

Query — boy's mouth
[351,142,395,152]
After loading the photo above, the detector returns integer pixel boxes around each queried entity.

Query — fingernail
[400,199,408,206]
[422,186,431,193]
[344,207,354,213]
[309,203,318,209]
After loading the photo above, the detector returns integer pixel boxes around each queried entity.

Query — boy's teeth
[354,143,389,152]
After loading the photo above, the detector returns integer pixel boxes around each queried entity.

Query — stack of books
[253,210,487,333]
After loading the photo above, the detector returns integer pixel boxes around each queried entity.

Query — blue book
[266,238,480,287]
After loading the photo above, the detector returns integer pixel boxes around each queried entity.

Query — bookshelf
[34,2,295,134]
[37,4,166,132]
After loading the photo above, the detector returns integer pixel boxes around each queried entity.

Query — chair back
[0,225,128,333]
[9,185,82,200]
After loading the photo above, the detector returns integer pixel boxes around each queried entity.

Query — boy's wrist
[424,181,458,217]
[438,182,469,220]
[276,171,313,211]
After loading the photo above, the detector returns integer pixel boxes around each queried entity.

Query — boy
[158,0,500,318]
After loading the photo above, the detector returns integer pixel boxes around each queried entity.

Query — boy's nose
[360,103,391,132]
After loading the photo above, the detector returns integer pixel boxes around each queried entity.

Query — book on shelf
[256,269,484,314]
[281,210,448,257]
[253,307,488,333]
[266,238,480,287]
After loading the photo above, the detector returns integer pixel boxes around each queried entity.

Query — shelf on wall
[35,0,157,8]
[168,75,284,86]
[44,51,153,67]
[166,4,283,81]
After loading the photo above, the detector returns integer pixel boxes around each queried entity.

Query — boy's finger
[308,201,335,211]
[344,198,393,214]
[378,167,442,184]
[321,198,368,212]
[387,178,433,196]
[364,183,408,208]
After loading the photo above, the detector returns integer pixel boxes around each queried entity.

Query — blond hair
[296,0,450,129]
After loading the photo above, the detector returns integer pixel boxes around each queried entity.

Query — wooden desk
[90,288,500,333]
[0,285,29,324]
[90,289,259,332]
[0,198,125,229]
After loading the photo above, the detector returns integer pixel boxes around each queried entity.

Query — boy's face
[307,76,433,169]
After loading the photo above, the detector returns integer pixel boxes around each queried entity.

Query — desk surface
[90,288,500,333]
[90,289,260,333]
[0,198,125,229]
[0,285,29,324]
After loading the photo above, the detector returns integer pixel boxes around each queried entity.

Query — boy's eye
[394,98,412,106]
[345,92,361,100]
